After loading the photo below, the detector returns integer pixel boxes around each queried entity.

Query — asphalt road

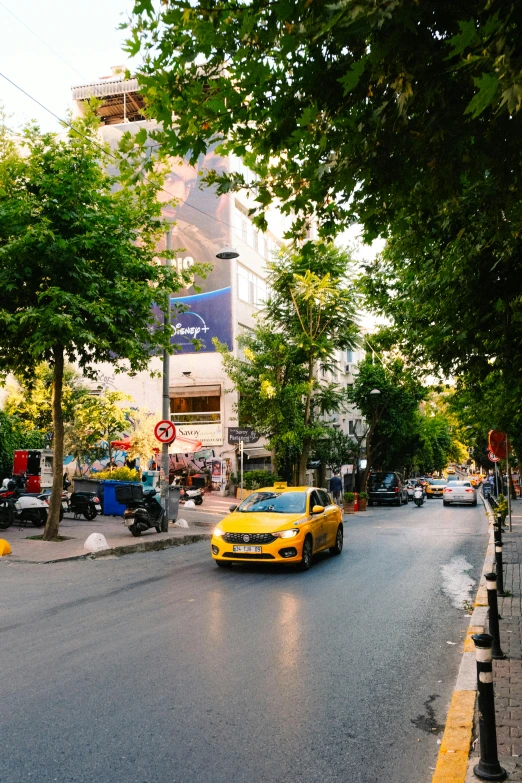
[0,498,488,783]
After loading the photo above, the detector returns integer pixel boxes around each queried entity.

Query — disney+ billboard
[170,287,232,353]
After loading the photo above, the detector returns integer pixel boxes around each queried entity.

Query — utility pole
[161,227,172,531]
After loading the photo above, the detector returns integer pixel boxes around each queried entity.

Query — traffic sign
[154,420,177,444]
[488,450,500,463]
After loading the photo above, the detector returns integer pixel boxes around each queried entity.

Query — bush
[95,466,141,482]
[496,493,508,523]
[358,491,368,500]
[243,470,281,490]
[343,491,356,503]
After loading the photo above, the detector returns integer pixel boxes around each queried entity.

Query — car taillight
[445,488,452,492]
[395,487,399,492]
[93,497,100,503]
[465,489,473,493]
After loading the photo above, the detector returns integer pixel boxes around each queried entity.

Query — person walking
[329,471,343,506]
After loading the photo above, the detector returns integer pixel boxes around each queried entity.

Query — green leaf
[339,59,366,96]
[447,20,478,57]
[465,73,499,118]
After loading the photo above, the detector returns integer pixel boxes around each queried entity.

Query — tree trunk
[43,346,64,540]
[298,438,311,485]
[298,356,314,485]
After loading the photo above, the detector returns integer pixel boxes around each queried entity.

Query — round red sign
[154,420,177,444]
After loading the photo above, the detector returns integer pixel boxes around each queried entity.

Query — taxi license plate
[233,545,262,553]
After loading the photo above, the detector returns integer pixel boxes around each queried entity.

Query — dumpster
[102,480,142,516]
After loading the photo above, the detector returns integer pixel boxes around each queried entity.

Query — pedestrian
[329,471,343,506]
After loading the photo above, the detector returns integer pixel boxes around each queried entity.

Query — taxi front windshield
[237,491,307,514]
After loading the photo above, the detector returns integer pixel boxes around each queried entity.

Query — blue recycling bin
[101,480,142,516]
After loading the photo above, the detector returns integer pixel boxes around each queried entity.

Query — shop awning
[111,435,203,454]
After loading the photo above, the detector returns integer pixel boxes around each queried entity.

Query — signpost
[155,416,176,529]
[228,427,260,445]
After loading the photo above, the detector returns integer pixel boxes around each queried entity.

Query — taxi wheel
[299,536,313,571]
[216,560,232,568]
[330,525,343,556]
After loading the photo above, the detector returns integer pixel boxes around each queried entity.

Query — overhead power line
[0,1,87,80]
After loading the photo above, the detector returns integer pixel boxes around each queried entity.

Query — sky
[0,0,135,131]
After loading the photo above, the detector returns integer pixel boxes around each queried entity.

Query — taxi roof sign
[273,481,288,489]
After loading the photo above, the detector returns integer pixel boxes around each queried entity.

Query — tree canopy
[127,0,522,239]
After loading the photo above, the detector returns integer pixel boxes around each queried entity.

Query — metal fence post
[472,633,507,781]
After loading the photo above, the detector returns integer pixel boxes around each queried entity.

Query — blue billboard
[171,287,232,353]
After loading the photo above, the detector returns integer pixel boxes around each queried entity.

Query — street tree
[216,243,359,483]
[64,391,132,471]
[347,356,424,488]
[0,112,197,539]
[4,362,92,437]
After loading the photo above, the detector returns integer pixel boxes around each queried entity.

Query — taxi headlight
[273,528,299,539]
[213,526,225,537]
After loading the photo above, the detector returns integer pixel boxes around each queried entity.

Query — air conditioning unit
[345,363,354,373]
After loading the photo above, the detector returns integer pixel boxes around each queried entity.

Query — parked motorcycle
[121,488,164,537]
[0,477,50,528]
[413,486,424,507]
[38,489,101,521]
[179,486,203,505]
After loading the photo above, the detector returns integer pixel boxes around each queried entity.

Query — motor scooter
[179,486,203,505]
[121,488,164,537]
[413,486,424,507]
[38,488,101,520]
[0,476,50,528]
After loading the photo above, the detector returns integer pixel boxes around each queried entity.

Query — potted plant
[343,491,356,514]
[358,491,368,511]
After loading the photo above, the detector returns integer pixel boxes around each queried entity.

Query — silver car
[443,480,477,507]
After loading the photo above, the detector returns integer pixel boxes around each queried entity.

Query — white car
[443,481,477,507]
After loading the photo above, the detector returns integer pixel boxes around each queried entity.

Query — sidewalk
[0,513,211,564]
[466,513,522,781]
[432,498,522,782]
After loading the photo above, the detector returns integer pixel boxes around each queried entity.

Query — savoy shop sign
[228,427,260,445]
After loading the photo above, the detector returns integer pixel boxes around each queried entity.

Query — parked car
[367,472,409,506]
[405,480,417,501]
[443,481,477,506]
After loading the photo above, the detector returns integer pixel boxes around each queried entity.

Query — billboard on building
[101,125,233,355]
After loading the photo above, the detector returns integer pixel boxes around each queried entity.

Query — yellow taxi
[446,467,456,475]
[469,475,483,487]
[211,482,343,571]
[426,478,447,498]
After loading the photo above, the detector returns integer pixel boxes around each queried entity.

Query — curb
[431,493,494,783]
[8,531,212,565]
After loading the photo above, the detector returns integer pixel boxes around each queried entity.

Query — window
[346,350,355,364]
[318,490,331,507]
[237,264,268,308]
[171,394,221,425]
[348,420,355,435]
[237,324,255,361]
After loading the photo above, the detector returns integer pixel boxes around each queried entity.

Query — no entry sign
[154,420,177,444]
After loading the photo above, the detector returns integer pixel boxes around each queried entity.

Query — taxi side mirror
[311,505,325,514]
[229,505,238,512]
